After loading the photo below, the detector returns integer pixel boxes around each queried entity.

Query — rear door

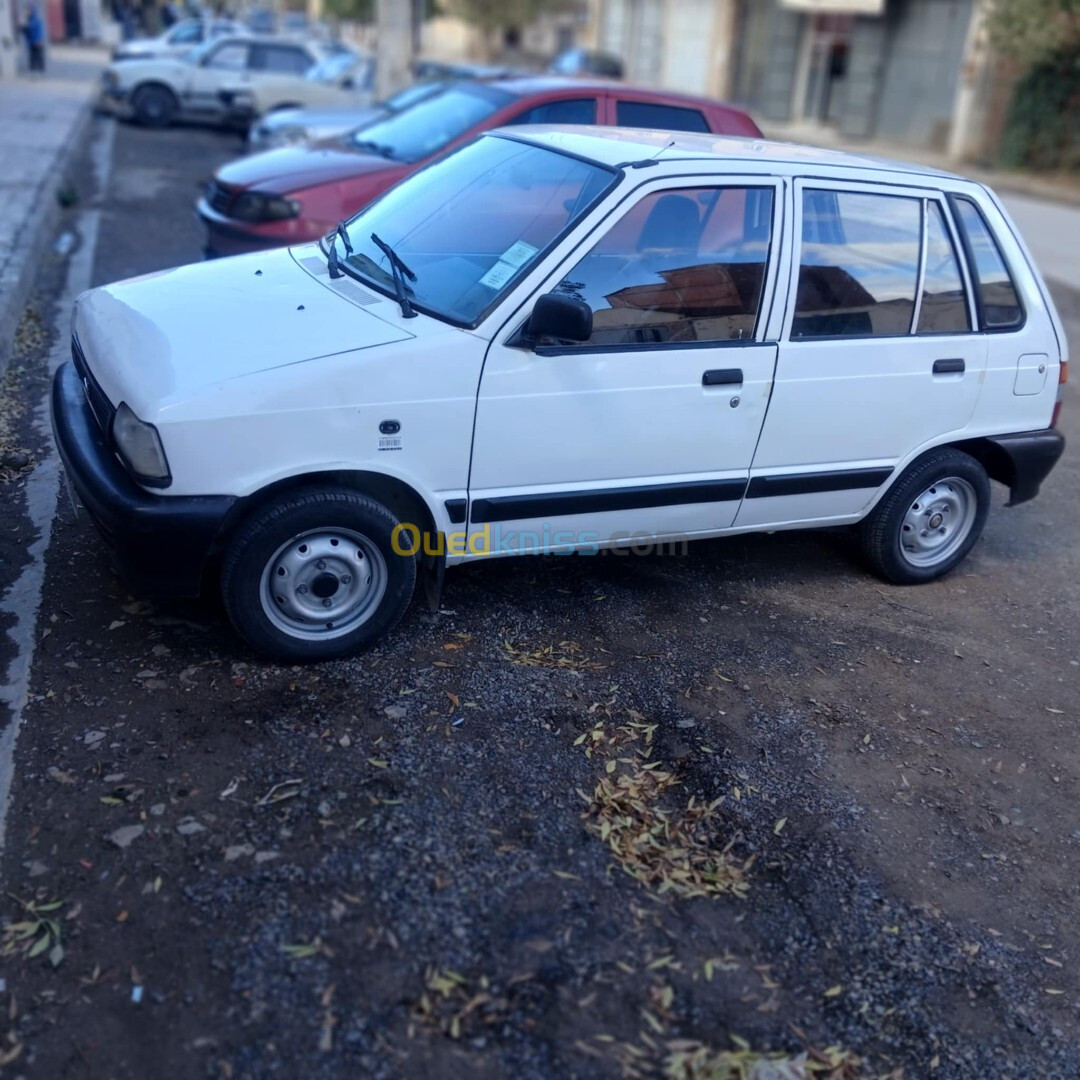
[247,43,315,107]
[468,178,783,554]
[738,179,987,530]
[607,94,712,133]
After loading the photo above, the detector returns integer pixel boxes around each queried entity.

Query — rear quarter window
[950,196,1024,330]
[615,100,710,133]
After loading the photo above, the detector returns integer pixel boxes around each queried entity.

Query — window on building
[506,98,597,125]
[951,196,1024,330]
[615,100,710,133]
[793,190,921,338]
[548,186,774,347]
[917,202,970,334]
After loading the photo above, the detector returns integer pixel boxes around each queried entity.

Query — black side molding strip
[444,498,467,524]
[470,479,747,524]
[746,467,893,499]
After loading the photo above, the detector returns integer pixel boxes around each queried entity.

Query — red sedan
[197,76,761,257]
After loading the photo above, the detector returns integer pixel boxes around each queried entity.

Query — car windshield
[347,82,513,163]
[329,135,617,326]
[384,80,444,112]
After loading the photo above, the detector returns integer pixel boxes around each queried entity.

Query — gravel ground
[0,116,1077,1079]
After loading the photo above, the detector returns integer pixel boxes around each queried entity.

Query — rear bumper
[51,361,236,598]
[987,428,1066,506]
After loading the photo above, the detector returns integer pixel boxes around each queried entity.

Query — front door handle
[703,368,743,386]
[933,358,965,374]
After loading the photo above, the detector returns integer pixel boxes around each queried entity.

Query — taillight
[1060,361,1069,385]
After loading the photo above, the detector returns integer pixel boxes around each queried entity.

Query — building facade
[587,0,996,159]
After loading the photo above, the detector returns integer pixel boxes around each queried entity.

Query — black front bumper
[987,428,1066,506]
[51,361,237,598]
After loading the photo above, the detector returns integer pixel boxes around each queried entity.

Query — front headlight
[273,126,309,147]
[229,191,302,222]
[112,402,171,487]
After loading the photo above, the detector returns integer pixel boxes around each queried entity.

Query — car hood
[260,103,386,135]
[217,142,401,194]
[73,246,410,419]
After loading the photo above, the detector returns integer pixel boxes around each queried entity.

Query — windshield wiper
[336,220,353,255]
[325,231,343,279]
[370,232,417,319]
[354,138,396,160]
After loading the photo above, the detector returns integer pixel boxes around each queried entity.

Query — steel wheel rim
[259,527,387,641]
[898,476,978,568]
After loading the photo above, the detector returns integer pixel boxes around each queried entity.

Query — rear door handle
[933,358,965,374]
[702,368,743,386]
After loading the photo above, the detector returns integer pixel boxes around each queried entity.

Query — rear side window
[550,185,774,347]
[252,45,311,75]
[951,197,1024,330]
[794,190,920,338]
[507,98,597,125]
[918,202,970,334]
[616,100,710,133]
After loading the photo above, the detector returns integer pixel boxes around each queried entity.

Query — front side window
[794,190,920,338]
[918,202,970,334]
[333,135,617,326]
[204,42,248,71]
[167,22,201,45]
[347,83,513,163]
[951,196,1023,329]
[616,100,710,133]
[549,185,774,347]
[507,98,597,125]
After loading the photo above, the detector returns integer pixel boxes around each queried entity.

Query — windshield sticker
[499,240,538,268]
[479,260,517,290]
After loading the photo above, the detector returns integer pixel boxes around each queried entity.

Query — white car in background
[53,130,1067,662]
[111,18,247,63]
[99,35,363,128]
[247,77,439,152]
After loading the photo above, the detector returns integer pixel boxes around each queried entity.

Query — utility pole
[376,0,413,100]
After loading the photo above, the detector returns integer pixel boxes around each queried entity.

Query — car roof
[487,74,731,109]
[498,126,964,183]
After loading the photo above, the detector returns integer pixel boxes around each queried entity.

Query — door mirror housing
[528,292,592,344]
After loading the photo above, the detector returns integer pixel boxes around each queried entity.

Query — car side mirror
[528,292,592,345]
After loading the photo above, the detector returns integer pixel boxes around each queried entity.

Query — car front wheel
[860,448,990,585]
[221,488,416,661]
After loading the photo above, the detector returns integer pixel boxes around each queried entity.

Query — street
[0,112,1077,1078]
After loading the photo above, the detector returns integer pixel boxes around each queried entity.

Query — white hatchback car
[53,129,1067,661]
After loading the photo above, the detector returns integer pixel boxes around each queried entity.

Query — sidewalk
[0,45,104,379]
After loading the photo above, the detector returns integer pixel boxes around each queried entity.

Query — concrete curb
[0,96,99,383]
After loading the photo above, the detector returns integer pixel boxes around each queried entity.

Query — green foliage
[1000,49,1080,171]
[321,0,376,23]
[987,0,1080,65]
[441,0,568,32]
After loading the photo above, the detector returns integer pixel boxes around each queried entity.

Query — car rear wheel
[221,488,416,661]
[860,448,990,584]
[132,84,179,127]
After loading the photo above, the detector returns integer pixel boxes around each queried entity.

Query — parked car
[98,35,361,129]
[198,75,762,257]
[549,47,624,78]
[54,129,1067,662]
[111,17,246,63]
[245,65,441,154]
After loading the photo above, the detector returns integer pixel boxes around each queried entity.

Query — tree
[986,0,1080,64]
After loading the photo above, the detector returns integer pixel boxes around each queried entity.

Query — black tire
[221,488,416,662]
[132,83,179,127]
[860,448,990,585]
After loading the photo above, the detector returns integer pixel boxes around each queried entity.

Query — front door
[187,40,250,115]
[468,180,782,555]
[738,179,987,529]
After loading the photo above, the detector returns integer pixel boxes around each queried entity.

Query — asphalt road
[0,115,1077,1078]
